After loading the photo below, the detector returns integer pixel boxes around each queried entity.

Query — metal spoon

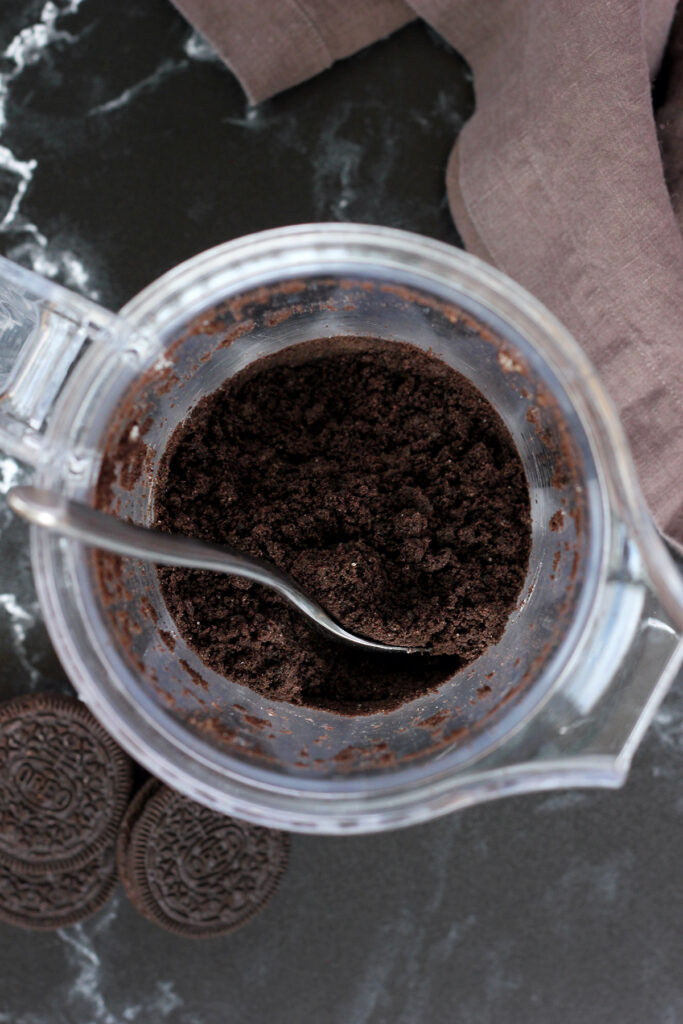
[8,485,421,655]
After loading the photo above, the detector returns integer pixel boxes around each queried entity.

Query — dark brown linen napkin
[171,0,683,541]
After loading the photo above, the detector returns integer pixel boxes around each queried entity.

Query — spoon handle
[8,485,417,655]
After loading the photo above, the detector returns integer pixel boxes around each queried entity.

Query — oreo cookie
[119,784,290,938]
[0,693,133,874]
[115,777,161,899]
[0,846,117,930]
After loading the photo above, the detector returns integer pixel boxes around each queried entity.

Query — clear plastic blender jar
[0,223,681,833]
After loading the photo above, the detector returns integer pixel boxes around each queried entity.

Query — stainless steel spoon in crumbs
[8,485,425,655]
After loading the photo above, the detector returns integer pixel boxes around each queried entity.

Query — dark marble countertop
[0,3,682,1022]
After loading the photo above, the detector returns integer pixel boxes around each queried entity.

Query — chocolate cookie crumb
[549,509,564,531]
[154,338,531,713]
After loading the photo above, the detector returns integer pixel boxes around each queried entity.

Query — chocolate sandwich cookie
[121,784,289,937]
[0,846,117,930]
[115,777,161,899]
[0,693,133,874]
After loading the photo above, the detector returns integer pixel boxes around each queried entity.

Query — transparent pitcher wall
[0,225,682,834]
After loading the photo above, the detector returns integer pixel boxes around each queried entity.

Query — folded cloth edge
[170,0,414,104]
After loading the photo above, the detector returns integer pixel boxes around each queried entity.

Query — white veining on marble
[0,590,41,685]
[411,92,464,134]
[183,29,221,64]
[312,103,363,220]
[340,820,481,1024]
[88,57,189,116]
[223,104,265,128]
[0,0,100,300]
[57,912,120,1024]
[0,456,21,494]
[0,592,34,626]
[432,89,465,131]
[4,1,83,85]
[0,1010,49,1023]
[0,0,85,132]
[544,851,633,941]
[141,981,184,1019]
[327,138,362,219]
[392,831,478,1024]
[0,0,85,187]
[343,918,402,1024]
[652,699,683,751]
[57,894,186,1022]
[534,790,591,814]
[0,147,40,238]
[311,100,400,222]
[0,454,40,688]
[6,237,97,297]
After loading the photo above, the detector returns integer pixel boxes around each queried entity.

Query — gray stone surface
[0,3,681,1022]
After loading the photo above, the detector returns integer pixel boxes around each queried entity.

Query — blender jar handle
[0,255,121,466]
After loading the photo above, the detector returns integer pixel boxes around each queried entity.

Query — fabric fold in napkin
[171,0,683,541]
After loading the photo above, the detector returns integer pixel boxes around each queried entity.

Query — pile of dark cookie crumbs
[154,337,531,713]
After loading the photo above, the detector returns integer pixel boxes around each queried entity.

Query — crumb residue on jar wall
[178,659,208,691]
[551,549,562,579]
[158,629,175,652]
[549,509,565,531]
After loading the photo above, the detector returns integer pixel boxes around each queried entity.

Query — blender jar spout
[0,255,123,466]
